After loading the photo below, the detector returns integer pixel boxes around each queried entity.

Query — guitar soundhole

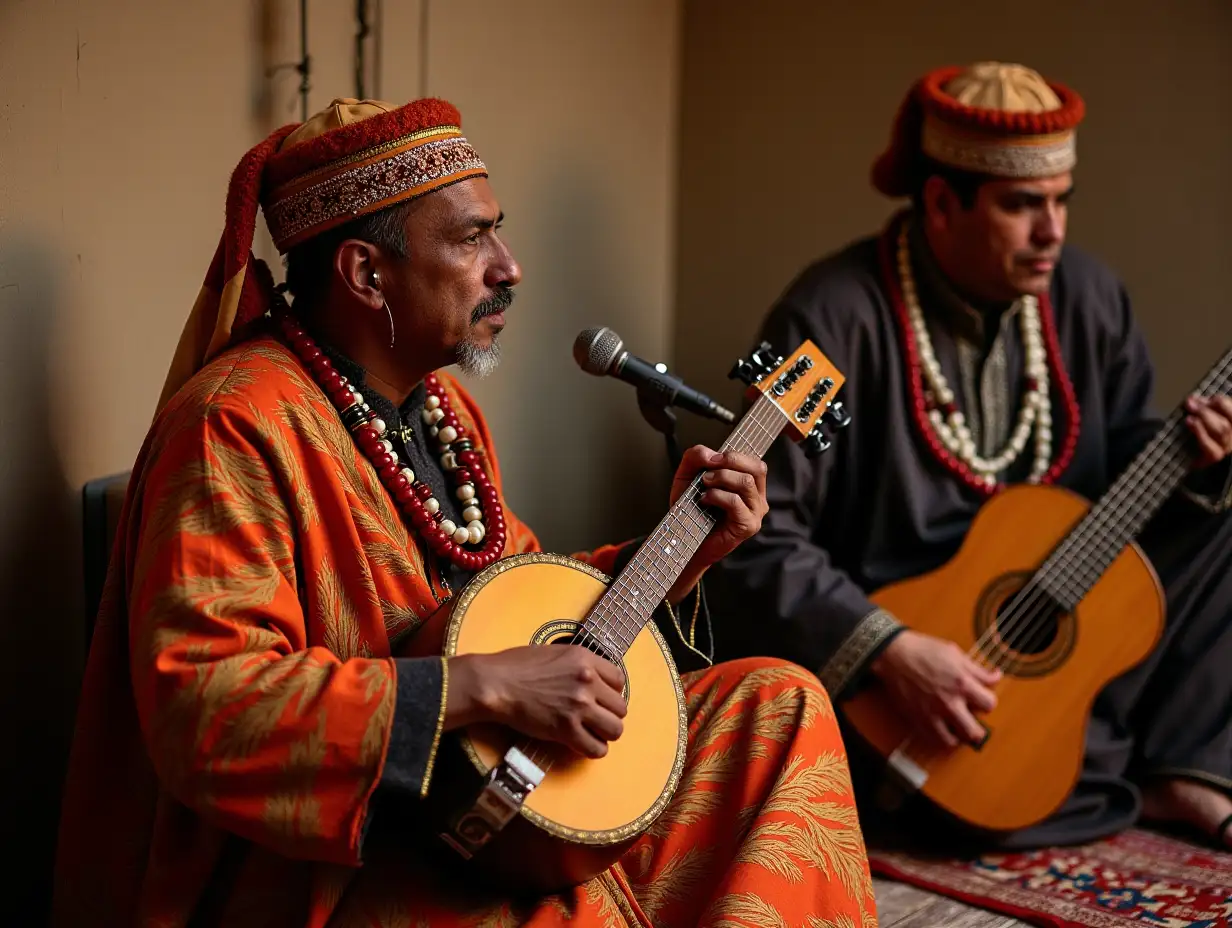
[974,572,1077,677]
[531,620,631,702]
[996,603,1062,656]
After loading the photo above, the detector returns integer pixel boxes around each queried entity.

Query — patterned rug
[870,828,1232,927]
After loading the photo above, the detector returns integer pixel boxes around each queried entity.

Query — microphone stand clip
[635,382,684,473]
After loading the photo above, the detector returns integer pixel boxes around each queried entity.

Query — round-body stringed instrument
[404,334,850,893]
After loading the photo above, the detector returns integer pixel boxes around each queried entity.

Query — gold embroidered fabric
[819,608,903,696]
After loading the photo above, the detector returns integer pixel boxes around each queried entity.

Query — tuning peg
[823,400,852,429]
[749,343,783,373]
[803,427,832,459]
[733,340,787,384]
[729,358,756,384]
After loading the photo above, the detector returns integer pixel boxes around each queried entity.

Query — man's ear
[335,240,384,310]
[921,175,957,235]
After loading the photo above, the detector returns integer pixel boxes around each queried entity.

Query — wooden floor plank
[872,877,934,925]
[873,876,1029,927]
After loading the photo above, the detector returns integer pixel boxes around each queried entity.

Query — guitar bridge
[441,746,546,860]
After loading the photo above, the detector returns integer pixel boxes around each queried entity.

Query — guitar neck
[580,395,787,657]
[1038,343,1232,608]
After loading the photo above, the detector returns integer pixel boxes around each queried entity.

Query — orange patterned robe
[53,334,876,927]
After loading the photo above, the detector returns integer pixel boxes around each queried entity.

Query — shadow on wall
[0,241,83,923]
[504,155,674,551]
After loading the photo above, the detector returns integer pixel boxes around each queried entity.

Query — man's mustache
[471,288,515,325]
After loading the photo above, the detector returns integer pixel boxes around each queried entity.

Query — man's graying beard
[456,287,515,378]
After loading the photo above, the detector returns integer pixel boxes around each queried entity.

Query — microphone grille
[573,326,624,376]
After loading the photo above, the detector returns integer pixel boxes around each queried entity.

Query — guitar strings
[976,349,1232,670]
[587,397,782,654]
[517,395,791,775]
[998,426,1197,661]
[881,408,1203,770]
[521,397,785,772]
[595,395,785,637]
[890,424,1202,774]
[966,348,1231,667]
[974,415,1186,667]
[1005,426,1187,650]
[887,348,1232,772]
[532,392,781,777]
[1002,453,1190,661]
[988,405,1194,655]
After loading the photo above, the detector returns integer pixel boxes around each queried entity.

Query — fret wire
[587,601,637,648]
[636,556,676,596]
[650,528,692,579]
[654,532,694,577]
[583,391,795,655]
[611,549,670,601]
[669,501,709,534]
[581,616,628,654]
[588,571,650,635]
[625,550,673,599]
[668,503,711,543]
[611,565,665,607]
[1038,344,1231,599]
[591,586,650,646]
[672,509,710,541]
[680,510,719,539]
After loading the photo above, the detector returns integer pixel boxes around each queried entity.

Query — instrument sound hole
[974,572,1077,678]
[995,602,1062,655]
[531,620,631,702]
[557,629,620,666]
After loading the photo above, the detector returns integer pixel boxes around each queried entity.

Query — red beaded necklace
[274,306,507,571]
[877,212,1082,497]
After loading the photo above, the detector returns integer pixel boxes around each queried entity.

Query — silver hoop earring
[384,300,395,348]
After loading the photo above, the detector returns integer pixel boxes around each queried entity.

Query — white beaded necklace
[896,225,1053,486]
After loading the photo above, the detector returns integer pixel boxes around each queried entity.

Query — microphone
[573,326,737,424]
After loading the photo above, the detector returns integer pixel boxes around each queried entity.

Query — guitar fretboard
[579,395,787,657]
[1038,344,1232,609]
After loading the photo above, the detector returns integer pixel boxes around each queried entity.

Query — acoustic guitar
[404,334,850,893]
[842,343,1232,833]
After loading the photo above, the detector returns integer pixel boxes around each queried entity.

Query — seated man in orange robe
[52,97,877,927]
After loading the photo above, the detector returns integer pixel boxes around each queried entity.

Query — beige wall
[424,1,683,549]
[9,0,1226,917]
[0,0,679,917]
[673,0,1232,452]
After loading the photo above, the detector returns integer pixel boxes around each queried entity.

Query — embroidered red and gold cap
[264,98,487,252]
[872,62,1086,198]
[158,97,486,412]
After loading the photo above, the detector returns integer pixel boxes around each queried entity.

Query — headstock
[730,340,851,458]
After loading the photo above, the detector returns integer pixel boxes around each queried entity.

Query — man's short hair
[912,157,989,212]
[284,201,413,305]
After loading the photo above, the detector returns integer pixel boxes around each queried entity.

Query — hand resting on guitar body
[869,629,1003,749]
[439,445,770,760]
